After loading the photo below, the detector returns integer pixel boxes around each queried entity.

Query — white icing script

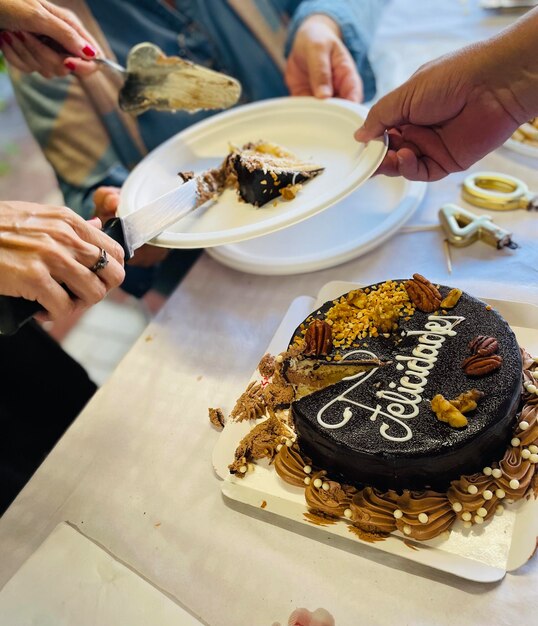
[316,315,465,442]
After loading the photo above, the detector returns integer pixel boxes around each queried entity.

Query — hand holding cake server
[355,6,538,182]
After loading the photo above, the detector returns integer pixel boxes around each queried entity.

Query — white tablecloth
[2,1,538,624]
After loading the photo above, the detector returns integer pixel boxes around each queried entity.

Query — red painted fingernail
[2,32,13,45]
[82,45,96,57]
[15,32,25,42]
[64,60,76,71]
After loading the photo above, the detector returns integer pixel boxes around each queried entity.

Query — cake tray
[212,282,538,583]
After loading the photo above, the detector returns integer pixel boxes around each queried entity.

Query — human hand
[287,607,335,626]
[0,200,125,320]
[286,14,362,102]
[93,186,169,268]
[354,37,535,181]
[0,0,99,78]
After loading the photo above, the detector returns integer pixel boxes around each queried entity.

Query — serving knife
[0,179,199,336]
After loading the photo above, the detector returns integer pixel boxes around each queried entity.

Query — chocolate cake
[225,276,538,542]
[288,278,522,492]
[228,141,324,206]
[179,141,323,207]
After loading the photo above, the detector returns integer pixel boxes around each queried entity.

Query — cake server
[0,179,200,336]
[38,38,242,115]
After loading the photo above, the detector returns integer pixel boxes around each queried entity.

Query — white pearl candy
[474,515,484,525]
[483,490,493,500]
[530,445,538,454]
[304,477,311,485]
[403,525,412,535]
[275,355,283,363]
[467,485,478,495]
[322,482,330,491]
[496,489,506,499]
[418,513,429,524]
[462,512,472,521]
[530,454,538,464]
[452,502,463,512]
[483,467,492,476]
[492,468,502,479]
[240,466,247,473]
[344,508,352,519]
[527,384,537,394]
[276,444,283,452]
[519,421,530,431]
[477,507,487,518]
[303,465,312,474]
[313,478,322,489]
[511,438,521,447]
[509,478,520,490]
[463,521,472,529]
[393,509,403,519]
[521,449,532,460]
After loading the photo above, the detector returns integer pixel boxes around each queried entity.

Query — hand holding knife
[0,179,200,335]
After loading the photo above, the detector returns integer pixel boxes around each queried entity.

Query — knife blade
[0,179,199,336]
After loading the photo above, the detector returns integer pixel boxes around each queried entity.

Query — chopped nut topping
[312,281,414,349]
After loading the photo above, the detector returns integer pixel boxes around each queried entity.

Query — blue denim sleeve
[286,0,387,102]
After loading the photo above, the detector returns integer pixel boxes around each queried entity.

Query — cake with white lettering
[288,277,522,492]
[225,275,538,542]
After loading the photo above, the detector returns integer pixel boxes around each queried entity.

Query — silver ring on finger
[90,248,109,273]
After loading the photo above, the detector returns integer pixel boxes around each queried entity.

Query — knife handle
[0,219,131,336]
[0,296,43,336]
[103,218,132,261]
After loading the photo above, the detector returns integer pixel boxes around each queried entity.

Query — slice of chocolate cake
[178,140,323,208]
[229,141,324,207]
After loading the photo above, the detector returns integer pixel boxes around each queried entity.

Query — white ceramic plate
[503,137,538,159]
[207,176,426,275]
[118,97,387,249]
[213,283,538,582]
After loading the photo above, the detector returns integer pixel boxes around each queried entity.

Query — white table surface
[2,2,538,625]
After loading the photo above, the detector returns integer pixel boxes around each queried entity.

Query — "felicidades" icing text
[316,315,464,442]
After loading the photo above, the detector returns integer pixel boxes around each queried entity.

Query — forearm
[480,6,538,121]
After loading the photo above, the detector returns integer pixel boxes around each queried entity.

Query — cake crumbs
[208,407,226,430]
